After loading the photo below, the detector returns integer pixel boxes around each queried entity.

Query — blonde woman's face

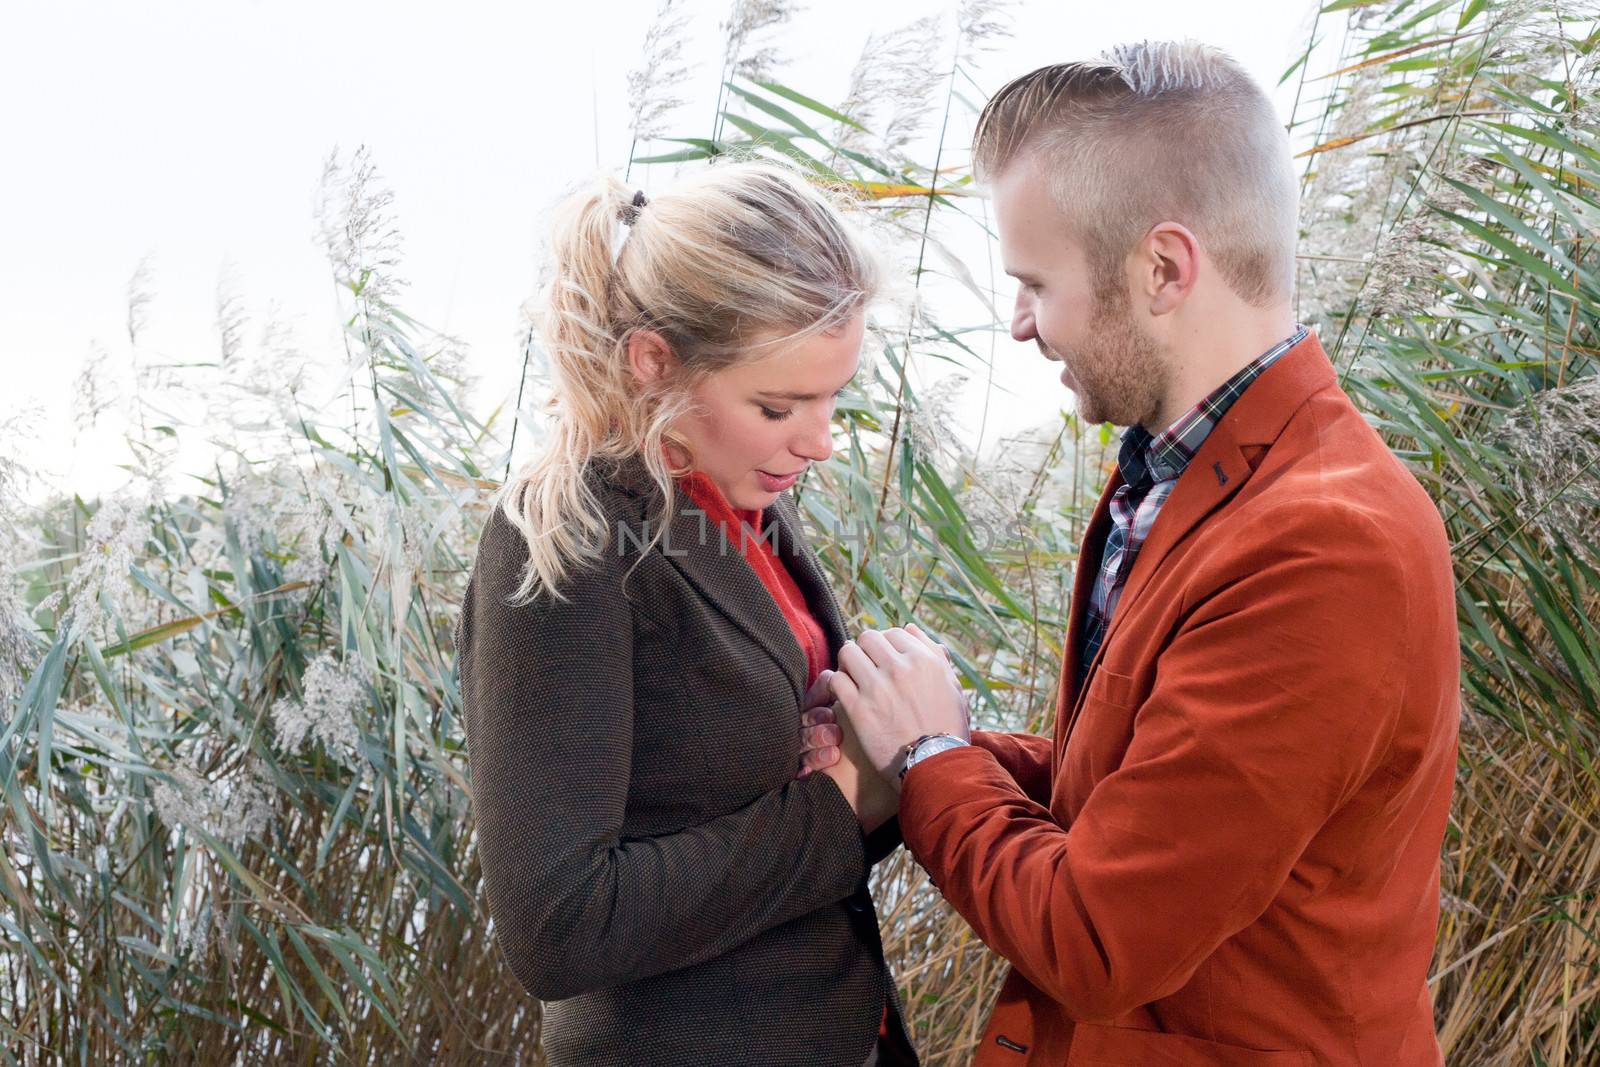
[674,310,864,510]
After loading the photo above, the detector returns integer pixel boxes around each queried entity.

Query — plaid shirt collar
[1116,324,1309,490]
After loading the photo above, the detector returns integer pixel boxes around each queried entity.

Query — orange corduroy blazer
[899,332,1460,1067]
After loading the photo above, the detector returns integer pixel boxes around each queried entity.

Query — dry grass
[4,1,1598,1064]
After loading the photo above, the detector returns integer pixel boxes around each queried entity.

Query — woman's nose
[792,409,834,463]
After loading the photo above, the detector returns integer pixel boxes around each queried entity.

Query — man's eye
[759,406,793,421]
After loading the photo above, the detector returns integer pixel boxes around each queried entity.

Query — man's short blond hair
[974,41,1298,306]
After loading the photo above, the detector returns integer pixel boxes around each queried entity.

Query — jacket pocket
[1066,1022,1314,1067]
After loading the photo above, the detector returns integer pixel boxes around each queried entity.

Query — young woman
[455,161,920,1066]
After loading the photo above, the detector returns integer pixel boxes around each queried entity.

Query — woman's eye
[759,406,793,422]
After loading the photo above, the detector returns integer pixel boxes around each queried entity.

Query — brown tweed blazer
[456,455,918,1067]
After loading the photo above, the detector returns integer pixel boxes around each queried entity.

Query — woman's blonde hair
[501,159,883,601]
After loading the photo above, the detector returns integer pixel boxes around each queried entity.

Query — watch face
[909,735,965,770]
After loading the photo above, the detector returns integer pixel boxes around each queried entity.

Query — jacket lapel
[769,491,850,656]
[1060,333,1338,743]
[1054,473,1120,770]
[655,484,811,698]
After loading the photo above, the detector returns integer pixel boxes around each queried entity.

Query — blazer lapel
[1055,472,1120,769]
[1063,333,1338,732]
[769,491,850,656]
[655,485,810,699]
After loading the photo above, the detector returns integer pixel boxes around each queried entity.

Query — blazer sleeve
[458,509,871,1003]
[864,816,902,867]
[969,729,1054,804]
[897,501,1417,1021]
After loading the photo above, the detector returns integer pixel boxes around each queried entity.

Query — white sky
[1,0,1322,504]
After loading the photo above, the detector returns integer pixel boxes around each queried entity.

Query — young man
[817,42,1460,1066]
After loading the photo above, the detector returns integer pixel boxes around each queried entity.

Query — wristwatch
[899,732,970,779]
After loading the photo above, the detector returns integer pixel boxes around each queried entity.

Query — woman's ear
[627,329,676,385]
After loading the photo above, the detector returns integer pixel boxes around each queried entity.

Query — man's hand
[832,623,970,789]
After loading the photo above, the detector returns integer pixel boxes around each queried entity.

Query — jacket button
[846,896,867,913]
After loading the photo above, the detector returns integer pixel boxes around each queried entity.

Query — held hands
[833,623,969,792]
[796,673,897,831]
[800,623,969,795]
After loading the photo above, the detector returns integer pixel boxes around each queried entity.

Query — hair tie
[621,189,649,227]
[611,189,650,267]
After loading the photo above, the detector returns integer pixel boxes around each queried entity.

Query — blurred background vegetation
[2,0,1597,1063]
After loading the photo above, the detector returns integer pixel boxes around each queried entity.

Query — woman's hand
[796,704,843,779]
[819,700,898,832]
[797,669,843,778]
[798,657,896,824]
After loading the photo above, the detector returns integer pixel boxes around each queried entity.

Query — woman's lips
[756,469,803,493]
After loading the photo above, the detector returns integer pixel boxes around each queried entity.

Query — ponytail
[500,160,883,601]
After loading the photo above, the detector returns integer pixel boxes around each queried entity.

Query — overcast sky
[1,0,1322,504]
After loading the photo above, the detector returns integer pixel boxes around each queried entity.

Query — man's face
[992,154,1168,429]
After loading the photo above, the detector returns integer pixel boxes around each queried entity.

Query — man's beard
[1049,283,1167,429]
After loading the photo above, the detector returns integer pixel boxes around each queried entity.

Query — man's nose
[1010,294,1036,343]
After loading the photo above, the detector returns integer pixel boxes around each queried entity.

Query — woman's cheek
[743,417,784,463]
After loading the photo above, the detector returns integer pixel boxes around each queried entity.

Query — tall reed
[2,2,1596,1064]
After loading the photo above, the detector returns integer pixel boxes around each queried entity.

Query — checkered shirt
[1077,325,1309,686]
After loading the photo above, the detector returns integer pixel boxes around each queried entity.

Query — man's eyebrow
[1004,267,1040,282]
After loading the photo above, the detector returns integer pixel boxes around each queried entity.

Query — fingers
[802,705,836,728]
[880,628,920,655]
[837,639,874,682]
[853,629,903,668]
[797,702,842,779]
[801,723,842,750]
[797,744,840,777]
[828,661,863,709]
[904,623,951,662]
[840,629,947,692]
[801,669,836,711]
[861,624,949,665]
[870,626,951,677]
[904,623,960,692]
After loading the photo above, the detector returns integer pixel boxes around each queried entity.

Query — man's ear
[627,329,676,385]
[1140,222,1201,316]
